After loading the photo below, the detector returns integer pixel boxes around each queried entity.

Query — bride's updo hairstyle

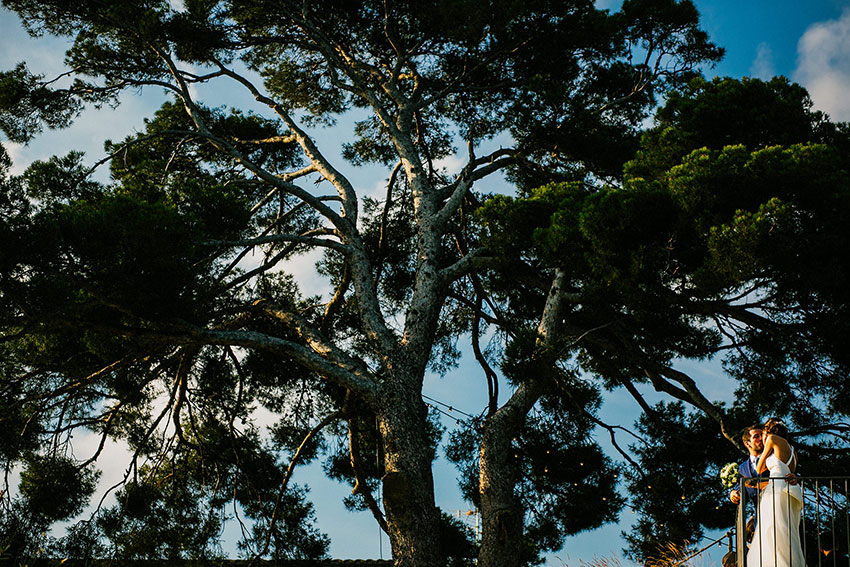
[763,418,788,438]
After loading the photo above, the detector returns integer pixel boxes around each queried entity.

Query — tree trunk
[478,409,525,567]
[378,372,443,567]
[478,270,568,567]
[477,376,546,567]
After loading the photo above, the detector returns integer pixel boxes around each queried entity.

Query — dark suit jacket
[738,457,765,503]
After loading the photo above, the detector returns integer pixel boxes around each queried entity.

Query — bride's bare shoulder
[765,432,786,443]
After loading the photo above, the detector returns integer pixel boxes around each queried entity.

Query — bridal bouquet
[720,462,739,489]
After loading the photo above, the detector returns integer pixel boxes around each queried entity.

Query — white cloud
[363,175,392,201]
[750,42,775,80]
[3,142,27,175]
[71,432,133,488]
[434,153,466,176]
[278,246,333,300]
[5,92,162,182]
[794,9,850,121]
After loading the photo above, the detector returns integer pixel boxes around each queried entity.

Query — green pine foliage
[472,76,850,559]
[1,0,845,563]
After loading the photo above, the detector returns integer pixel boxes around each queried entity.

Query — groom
[730,425,765,507]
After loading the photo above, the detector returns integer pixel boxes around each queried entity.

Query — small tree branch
[642,363,739,448]
[211,58,361,228]
[434,149,516,229]
[204,230,348,253]
[472,295,499,416]
[373,160,403,286]
[440,248,490,283]
[255,408,344,559]
[621,378,659,418]
[172,347,200,450]
[447,290,510,329]
[553,370,647,477]
[187,326,379,401]
[77,402,124,468]
[349,414,390,534]
[321,262,351,336]
[151,48,348,230]
[232,134,297,145]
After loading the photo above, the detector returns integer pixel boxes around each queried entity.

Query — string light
[425,402,470,427]
[422,394,477,420]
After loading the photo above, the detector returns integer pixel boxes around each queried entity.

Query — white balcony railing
[735,477,849,567]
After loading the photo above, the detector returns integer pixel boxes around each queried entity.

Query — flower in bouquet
[720,462,739,489]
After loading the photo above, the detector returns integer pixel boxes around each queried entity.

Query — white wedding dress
[746,448,805,567]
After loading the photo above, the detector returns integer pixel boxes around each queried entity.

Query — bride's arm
[755,435,775,474]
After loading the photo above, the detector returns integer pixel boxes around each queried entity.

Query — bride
[746,418,805,567]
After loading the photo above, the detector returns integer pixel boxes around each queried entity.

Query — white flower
[720,462,740,489]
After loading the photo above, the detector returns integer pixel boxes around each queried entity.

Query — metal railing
[735,477,850,567]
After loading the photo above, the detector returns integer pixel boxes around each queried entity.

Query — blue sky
[695,0,850,121]
[2,0,850,563]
